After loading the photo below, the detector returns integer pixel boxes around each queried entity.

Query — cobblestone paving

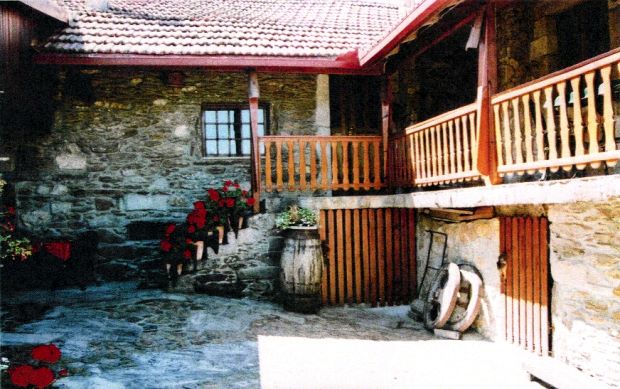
[1,282,538,389]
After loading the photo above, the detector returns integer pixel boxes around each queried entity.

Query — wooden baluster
[320,140,329,190]
[600,65,617,166]
[331,141,339,189]
[373,140,382,189]
[544,86,558,171]
[533,90,546,172]
[440,123,448,180]
[556,81,572,171]
[463,115,472,173]
[501,101,514,171]
[264,140,273,192]
[310,140,318,190]
[571,77,586,170]
[352,141,360,190]
[585,72,600,168]
[424,129,432,186]
[414,132,423,185]
[275,139,284,191]
[469,113,478,174]
[493,104,504,173]
[408,134,416,184]
[522,94,535,174]
[511,98,524,174]
[341,140,350,189]
[363,141,371,190]
[448,120,456,181]
[299,139,307,191]
[287,140,296,191]
[430,126,438,182]
[455,118,463,175]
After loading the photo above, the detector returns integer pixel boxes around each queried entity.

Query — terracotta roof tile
[43,0,404,58]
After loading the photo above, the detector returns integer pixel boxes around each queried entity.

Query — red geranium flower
[221,186,228,192]
[218,200,225,207]
[208,189,220,202]
[246,197,256,206]
[31,344,61,364]
[7,206,15,215]
[187,225,196,234]
[8,365,34,388]
[193,201,206,210]
[186,238,193,244]
[224,180,233,187]
[225,198,235,208]
[183,249,192,259]
[241,190,248,196]
[58,369,68,377]
[165,224,176,235]
[233,183,240,188]
[160,240,172,252]
[213,215,220,222]
[30,367,55,389]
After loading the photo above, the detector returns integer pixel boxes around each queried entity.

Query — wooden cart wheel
[423,263,461,330]
[443,269,483,332]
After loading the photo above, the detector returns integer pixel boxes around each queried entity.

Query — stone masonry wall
[11,69,320,288]
[547,199,620,387]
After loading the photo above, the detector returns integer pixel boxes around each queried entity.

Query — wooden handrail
[258,135,385,192]
[404,103,478,135]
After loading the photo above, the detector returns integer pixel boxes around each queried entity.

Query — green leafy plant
[276,206,318,230]
[0,174,32,263]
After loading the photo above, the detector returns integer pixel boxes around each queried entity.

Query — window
[201,104,267,157]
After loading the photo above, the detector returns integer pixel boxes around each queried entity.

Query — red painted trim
[359,0,455,67]
[33,53,382,75]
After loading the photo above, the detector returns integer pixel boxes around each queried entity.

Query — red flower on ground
[32,344,62,364]
[8,365,34,388]
[208,189,220,202]
[183,249,192,259]
[160,240,172,252]
[246,197,256,206]
[29,367,55,389]
[225,198,235,208]
[165,224,176,235]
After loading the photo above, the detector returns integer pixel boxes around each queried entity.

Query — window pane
[218,140,229,155]
[258,124,264,137]
[205,124,217,139]
[204,111,216,123]
[241,124,250,138]
[242,140,251,155]
[241,110,250,123]
[217,110,230,122]
[206,140,218,155]
[230,141,238,155]
[218,124,230,138]
[258,109,264,122]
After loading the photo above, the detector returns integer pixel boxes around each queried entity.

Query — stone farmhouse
[1,0,619,386]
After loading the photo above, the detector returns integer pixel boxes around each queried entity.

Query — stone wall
[10,69,321,290]
[547,199,620,387]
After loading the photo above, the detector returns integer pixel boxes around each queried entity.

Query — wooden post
[476,3,500,184]
[381,76,392,187]
[248,71,261,212]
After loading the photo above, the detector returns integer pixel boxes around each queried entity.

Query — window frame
[200,102,270,158]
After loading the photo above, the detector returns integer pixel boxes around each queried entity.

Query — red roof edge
[33,53,382,75]
[19,0,69,23]
[359,0,455,67]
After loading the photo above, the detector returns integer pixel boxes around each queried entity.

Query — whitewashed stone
[152,98,168,106]
[37,185,51,195]
[51,202,72,214]
[173,125,190,138]
[55,153,87,170]
[21,210,52,228]
[51,184,69,195]
[148,177,169,191]
[122,194,169,211]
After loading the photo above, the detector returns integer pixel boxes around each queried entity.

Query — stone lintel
[300,175,620,210]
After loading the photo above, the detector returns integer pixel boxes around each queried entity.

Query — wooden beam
[34,53,383,75]
[248,71,261,213]
[476,2,500,184]
[381,76,392,184]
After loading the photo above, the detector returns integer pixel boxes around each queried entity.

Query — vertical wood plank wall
[500,216,551,356]
[320,208,416,306]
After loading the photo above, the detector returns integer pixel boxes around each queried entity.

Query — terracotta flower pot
[194,241,204,261]
[216,226,225,244]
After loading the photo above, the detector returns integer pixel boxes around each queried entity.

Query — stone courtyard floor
[1,282,544,388]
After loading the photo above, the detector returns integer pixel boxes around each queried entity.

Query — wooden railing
[389,103,482,187]
[492,50,620,176]
[258,135,385,192]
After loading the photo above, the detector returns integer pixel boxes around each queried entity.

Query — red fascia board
[359,0,455,67]
[33,53,383,75]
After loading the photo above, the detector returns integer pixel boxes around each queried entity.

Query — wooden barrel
[280,226,323,313]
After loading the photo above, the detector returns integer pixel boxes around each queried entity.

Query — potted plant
[159,223,193,281]
[276,205,322,314]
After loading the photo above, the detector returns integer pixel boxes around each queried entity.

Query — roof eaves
[19,0,69,23]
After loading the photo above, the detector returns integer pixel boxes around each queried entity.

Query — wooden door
[319,208,416,307]
[500,216,551,356]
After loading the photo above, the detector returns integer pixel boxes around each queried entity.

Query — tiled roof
[42,0,404,58]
